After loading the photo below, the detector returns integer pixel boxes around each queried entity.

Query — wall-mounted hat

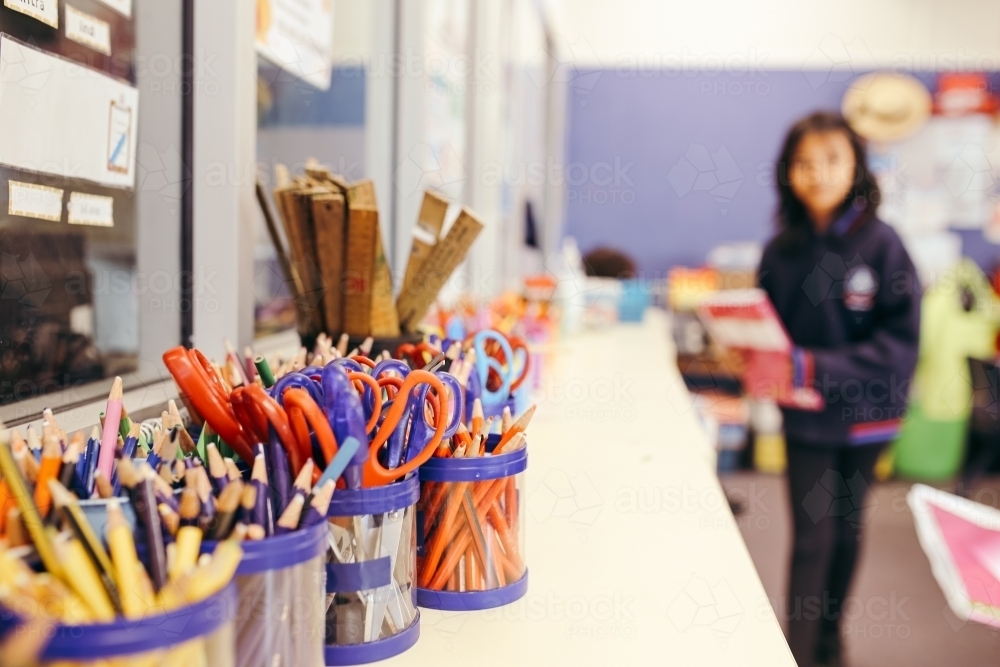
[842,72,932,143]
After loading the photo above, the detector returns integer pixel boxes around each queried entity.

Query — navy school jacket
[758,207,921,447]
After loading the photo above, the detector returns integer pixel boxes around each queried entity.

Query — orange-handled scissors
[364,370,449,486]
[230,383,312,478]
[322,363,449,488]
[163,346,254,463]
[396,342,438,369]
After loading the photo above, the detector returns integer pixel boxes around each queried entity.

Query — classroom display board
[0,0,141,406]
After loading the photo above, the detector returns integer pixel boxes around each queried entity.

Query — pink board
[931,504,1000,609]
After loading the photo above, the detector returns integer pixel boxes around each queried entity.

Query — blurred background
[2,1,1000,664]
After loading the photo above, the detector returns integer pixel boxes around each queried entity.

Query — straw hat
[842,72,932,143]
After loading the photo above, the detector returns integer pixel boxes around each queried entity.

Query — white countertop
[391,309,795,666]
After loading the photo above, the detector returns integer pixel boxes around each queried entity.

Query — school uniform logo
[802,252,877,310]
[843,264,878,312]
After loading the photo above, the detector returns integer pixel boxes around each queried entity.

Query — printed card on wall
[65,5,112,55]
[4,0,58,28]
[8,180,62,221]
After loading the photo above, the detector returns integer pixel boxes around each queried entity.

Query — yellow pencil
[106,498,145,619]
[57,537,116,621]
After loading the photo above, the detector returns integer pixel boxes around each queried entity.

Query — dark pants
[785,440,885,667]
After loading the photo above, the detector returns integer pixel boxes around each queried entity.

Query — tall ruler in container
[342,182,398,337]
[400,191,449,295]
[396,208,484,331]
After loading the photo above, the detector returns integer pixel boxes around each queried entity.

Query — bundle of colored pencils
[0,429,242,628]
[417,402,532,593]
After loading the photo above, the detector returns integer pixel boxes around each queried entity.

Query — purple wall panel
[562,69,1000,275]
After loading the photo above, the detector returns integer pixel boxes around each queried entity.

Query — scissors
[469,330,530,408]
[163,346,255,463]
[395,341,439,369]
[262,368,381,481]
[382,371,462,470]
[322,364,456,487]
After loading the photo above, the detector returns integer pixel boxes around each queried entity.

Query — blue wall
[563,69,1000,276]
[259,65,366,127]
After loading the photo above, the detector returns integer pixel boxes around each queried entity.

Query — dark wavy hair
[775,111,880,253]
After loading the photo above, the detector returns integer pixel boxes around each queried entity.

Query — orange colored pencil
[471,398,484,437]
[495,405,535,450]
[0,481,11,534]
[465,543,479,591]
[33,427,62,517]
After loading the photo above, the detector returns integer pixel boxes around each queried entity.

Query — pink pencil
[97,377,123,479]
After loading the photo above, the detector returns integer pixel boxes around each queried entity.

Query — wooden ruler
[401,190,449,296]
[343,205,379,336]
[370,229,400,337]
[312,192,346,335]
[397,207,484,331]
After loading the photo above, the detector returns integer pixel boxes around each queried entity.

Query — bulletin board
[0,0,141,404]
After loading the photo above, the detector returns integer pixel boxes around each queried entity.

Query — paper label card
[8,180,63,221]
[4,0,58,28]
[67,191,113,227]
[95,0,130,17]
[65,5,111,55]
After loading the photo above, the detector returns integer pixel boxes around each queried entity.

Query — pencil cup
[202,521,328,667]
[324,474,421,665]
[0,582,237,666]
[416,434,528,610]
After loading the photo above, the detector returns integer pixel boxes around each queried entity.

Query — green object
[893,403,967,480]
[195,423,208,463]
[893,260,1000,480]
[255,355,275,388]
[118,414,132,440]
[138,432,150,454]
[218,440,236,461]
[910,260,1000,421]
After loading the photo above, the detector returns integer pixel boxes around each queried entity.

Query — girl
[758,112,920,667]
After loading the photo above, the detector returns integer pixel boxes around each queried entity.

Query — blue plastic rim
[419,445,527,482]
[327,472,420,517]
[323,613,420,665]
[197,518,327,576]
[417,571,528,611]
[419,433,528,483]
[0,582,237,661]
